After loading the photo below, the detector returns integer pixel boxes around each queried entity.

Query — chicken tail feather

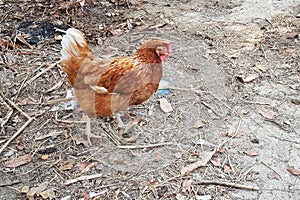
[60,28,93,60]
[60,28,94,87]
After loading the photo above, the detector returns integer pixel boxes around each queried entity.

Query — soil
[0,0,300,199]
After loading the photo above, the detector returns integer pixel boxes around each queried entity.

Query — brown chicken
[60,28,171,144]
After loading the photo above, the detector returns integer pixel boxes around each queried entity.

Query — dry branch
[198,180,259,191]
[24,61,60,87]
[0,93,34,154]
[45,97,75,105]
[64,173,102,185]
[117,142,173,149]
[0,118,34,154]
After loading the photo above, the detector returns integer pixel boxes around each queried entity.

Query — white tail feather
[60,28,89,60]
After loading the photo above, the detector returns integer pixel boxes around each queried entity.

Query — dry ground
[0,0,300,199]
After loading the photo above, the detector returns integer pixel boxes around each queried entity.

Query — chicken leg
[115,113,139,142]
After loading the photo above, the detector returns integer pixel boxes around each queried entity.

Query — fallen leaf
[41,154,49,160]
[257,107,277,119]
[74,136,89,146]
[15,140,25,150]
[59,161,75,171]
[181,150,216,175]
[182,180,193,192]
[193,119,205,128]
[245,151,259,157]
[40,189,56,199]
[77,162,98,173]
[223,165,231,173]
[20,186,30,194]
[210,158,221,167]
[4,154,31,168]
[267,172,280,180]
[27,182,48,198]
[159,98,173,113]
[287,167,300,176]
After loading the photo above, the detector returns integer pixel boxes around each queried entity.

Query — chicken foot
[115,113,139,142]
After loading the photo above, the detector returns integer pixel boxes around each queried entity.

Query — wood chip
[159,98,173,113]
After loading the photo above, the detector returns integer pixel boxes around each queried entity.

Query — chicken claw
[115,113,139,142]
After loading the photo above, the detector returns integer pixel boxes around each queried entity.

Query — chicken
[60,28,171,144]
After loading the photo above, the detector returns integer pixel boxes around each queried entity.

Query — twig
[0,93,34,154]
[101,123,122,146]
[0,96,13,128]
[54,112,85,124]
[201,101,221,117]
[198,180,259,191]
[261,161,282,180]
[0,180,21,187]
[4,96,31,119]
[218,117,242,150]
[24,61,59,87]
[117,142,173,149]
[0,118,34,154]
[181,149,216,175]
[155,175,180,187]
[64,173,102,185]
[45,97,75,105]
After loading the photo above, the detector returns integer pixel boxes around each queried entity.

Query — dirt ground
[0,0,300,199]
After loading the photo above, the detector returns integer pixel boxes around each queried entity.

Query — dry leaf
[41,154,49,160]
[40,189,56,199]
[245,151,259,157]
[159,98,173,113]
[59,161,75,171]
[20,186,30,194]
[267,172,280,180]
[15,140,25,150]
[4,154,31,168]
[181,150,216,175]
[182,180,193,192]
[223,165,231,173]
[74,136,89,146]
[77,162,98,173]
[27,182,48,198]
[193,119,205,128]
[210,158,221,167]
[287,167,300,176]
[257,107,277,119]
